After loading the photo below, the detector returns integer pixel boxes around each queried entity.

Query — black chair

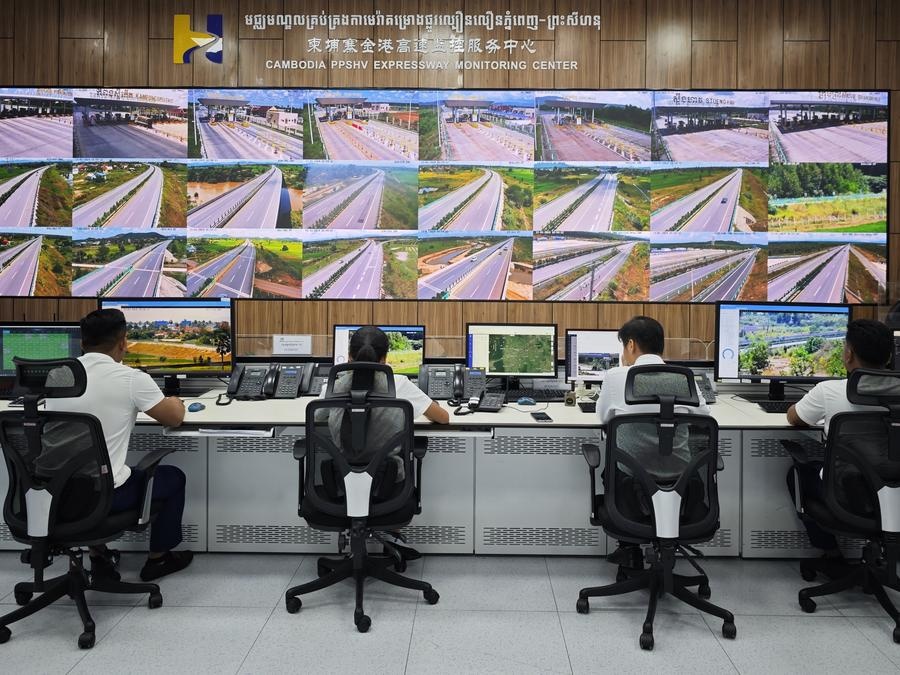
[577,364,736,650]
[284,363,439,632]
[788,369,900,642]
[0,358,175,649]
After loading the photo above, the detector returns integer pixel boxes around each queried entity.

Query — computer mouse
[188,402,205,412]
[517,396,536,406]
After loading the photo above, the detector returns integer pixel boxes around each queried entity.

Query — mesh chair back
[0,358,114,543]
[604,364,719,541]
[305,363,414,519]
[822,370,900,534]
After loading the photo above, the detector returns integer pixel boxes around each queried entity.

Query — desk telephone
[418,364,503,413]
[694,372,716,404]
[221,362,316,403]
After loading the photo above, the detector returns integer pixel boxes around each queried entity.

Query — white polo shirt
[45,352,165,487]
[793,378,885,435]
[318,373,433,418]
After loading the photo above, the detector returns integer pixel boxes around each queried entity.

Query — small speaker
[564,391,577,407]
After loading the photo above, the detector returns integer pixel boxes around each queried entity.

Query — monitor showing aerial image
[0,88,890,304]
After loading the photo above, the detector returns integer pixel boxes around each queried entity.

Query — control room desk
[0,395,825,559]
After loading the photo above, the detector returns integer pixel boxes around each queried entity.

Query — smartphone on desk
[531,411,552,423]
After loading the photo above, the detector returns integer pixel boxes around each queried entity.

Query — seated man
[786,319,893,576]
[46,309,193,582]
[595,316,710,569]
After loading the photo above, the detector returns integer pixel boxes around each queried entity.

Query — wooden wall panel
[646,0,691,89]
[737,0,782,88]
[239,0,285,39]
[891,163,899,234]
[876,42,900,90]
[328,0,374,88]
[511,41,555,90]
[282,0,329,88]
[552,303,599,332]
[283,300,330,355]
[14,0,59,85]
[600,41,646,88]
[193,0,239,86]
[238,39,284,86]
[60,0,104,39]
[13,298,59,322]
[57,298,99,322]
[461,301,507,327]
[148,0,193,39]
[0,1,12,38]
[692,0,737,41]
[419,301,462,356]
[149,39,195,86]
[372,0,419,89]
[372,300,418,325]
[877,0,900,41]
[508,302,552,324]
[417,0,463,89]
[893,92,900,162]
[691,41,736,88]
[830,0,876,88]
[59,39,105,86]
[104,0,149,86]
[553,0,601,89]
[0,40,12,85]
[329,301,372,328]
[783,42,830,89]
[234,300,283,355]
[783,0,830,41]
[602,0,646,41]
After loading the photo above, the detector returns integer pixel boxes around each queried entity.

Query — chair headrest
[324,362,396,400]
[623,364,700,407]
[847,369,900,407]
[13,357,87,399]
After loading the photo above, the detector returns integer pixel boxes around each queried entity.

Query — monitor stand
[162,375,182,397]
[739,379,802,404]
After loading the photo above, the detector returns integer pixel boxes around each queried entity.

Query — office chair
[787,369,900,642]
[578,364,736,650]
[284,363,439,632]
[0,358,174,649]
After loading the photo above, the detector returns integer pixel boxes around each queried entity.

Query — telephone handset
[219,362,316,405]
[693,372,717,404]
[418,364,486,404]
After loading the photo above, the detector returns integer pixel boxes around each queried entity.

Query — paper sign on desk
[273,334,311,356]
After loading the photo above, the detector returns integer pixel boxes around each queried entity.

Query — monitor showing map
[466,323,557,377]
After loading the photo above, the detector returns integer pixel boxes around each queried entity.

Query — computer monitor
[466,323,557,378]
[99,298,233,384]
[893,330,900,372]
[565,329,621,384]
[716,301,850,400]
[0,323,82,396]
[332,325,425,376]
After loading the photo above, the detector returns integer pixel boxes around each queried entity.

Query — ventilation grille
[0,526,13,542]
[216,436,302,454]
[128,435,199,453]
[215,524,333,545]
[718,436,734,458]
[837,536,866,552]
[750,436,820,459]
[485,436,594,456]
[481,526,600,547]
[424,438,467,454]
[400,525,467,545]
[749,529,811,550]
[118,524,199,544]
[701,528,733,549]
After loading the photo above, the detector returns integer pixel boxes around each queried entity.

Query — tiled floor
[1,552,899,674]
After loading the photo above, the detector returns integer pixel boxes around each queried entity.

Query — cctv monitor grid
[0,88,888,305]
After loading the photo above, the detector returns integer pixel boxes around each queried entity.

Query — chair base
[284,525,438,632]
[577,542,735,650]
[799,543,900,643]
[0,549,162,649]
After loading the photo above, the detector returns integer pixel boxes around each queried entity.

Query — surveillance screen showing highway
[736,308,849,379]
[0,87,889,303]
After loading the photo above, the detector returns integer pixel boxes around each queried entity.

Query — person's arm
[788,383,825,428]
[423,400,450,424]
[145,396,186,427]
[786,404,807,427]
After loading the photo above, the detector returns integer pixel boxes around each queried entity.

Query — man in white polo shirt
[46,309,193,582]
[596,316,710,570]
[786,318,893,576]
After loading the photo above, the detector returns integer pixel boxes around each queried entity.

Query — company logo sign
[173,14,223,64]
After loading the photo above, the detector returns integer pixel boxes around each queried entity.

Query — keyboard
[505,388,570,403]
[757,400,794,414]
[578,401,596,414]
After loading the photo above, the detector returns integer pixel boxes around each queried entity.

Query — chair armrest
[135,448,177,475]
[781,439,813,464]
[716,455,725,472]
[413,437,428,460]
[293,439,307,460]
[582,443,601,469]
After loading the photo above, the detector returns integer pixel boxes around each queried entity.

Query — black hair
[80,308,127,351]
[349,325,389,363]
[618,315,665,355]
[846,319,892,368]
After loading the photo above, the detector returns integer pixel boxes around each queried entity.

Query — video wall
[0,87,888,304]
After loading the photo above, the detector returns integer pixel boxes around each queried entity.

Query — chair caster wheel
[355,614,371,633]
[0,626,10,644]
[698,584,711,599]
[148,592,163,609]
[576,597,590,614]
[395,558,407,573]
[893,626,900,644]
[722,621,737,639]
[424,589,440,605]
[285,596,301,614]
[798,593,816,614]
[14,591,31,606]
[78,631,95,649]
[639,632,654,650]
[800,565,817,582]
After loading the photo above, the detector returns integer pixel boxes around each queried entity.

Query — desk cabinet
[694,430,741,557]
